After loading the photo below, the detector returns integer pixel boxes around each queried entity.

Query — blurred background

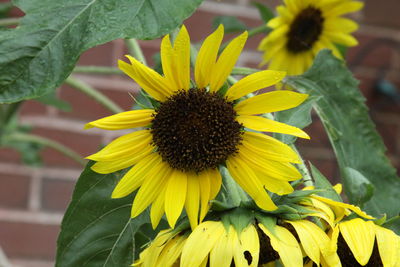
[0,0,399,266]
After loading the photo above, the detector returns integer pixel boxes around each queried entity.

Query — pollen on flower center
[151,88,243,173]
[287,6,324,53]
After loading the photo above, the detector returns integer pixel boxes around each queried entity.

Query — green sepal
[310,163,342,202]
[221,207,255,234]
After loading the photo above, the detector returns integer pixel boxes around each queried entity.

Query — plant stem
[248,25,269,37]
[290,144,313,186]
[231,67,259,76]
[65,76,123,114]
[73,66,122,75]
[125,39,147,65]
[0,17,20,27]
[1,102,22,124]
[7,133,86,166]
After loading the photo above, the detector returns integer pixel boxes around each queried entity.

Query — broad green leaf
[310,163,342,202]
[36,92,71,112]
[286,50,400,218]
[0,0,203,103]
[274,96,315,144]
[56,162,157,266]
[212,16,247,33]
[343,167,374,207]
[251,2,275,23]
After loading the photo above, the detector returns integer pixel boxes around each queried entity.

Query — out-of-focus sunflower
[332,218,400,267]
[134,218,340,267]
[85,25,310,229]
[258,0,363,75]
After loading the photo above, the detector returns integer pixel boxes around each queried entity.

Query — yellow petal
[325,32,358,47]
[324,17,359,33]
[161,25,190,92]
[339,218,376,266]
[185,173,200,229]
[150,187,166,229]
[235,91,308,115]
[112,153,162,198]
[251,166,294,195]
[242,131,301,163]
[226,70,286,101]
[131,161,172,218]
[208,167,222,200]
[236,225,260,267]
[237,115,310,139]
[84,109,154,130]
[165,169,187,228]
[375,224,399,267]
[210,31,248,92]
[195,24,224,89]
[198,170,211,222]
[227,156,277,211]
[259,224,303,267]
[181,221,225,266]
[300,197,336,228]
[324,1,364,17]
[210,226,235,267]
[118,57,170,101]
[87,130,152,161]
[157,234,187,267]
[143,230,174,267]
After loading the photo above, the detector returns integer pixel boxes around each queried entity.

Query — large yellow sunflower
[85,25,309,229]
[259,0,363,75]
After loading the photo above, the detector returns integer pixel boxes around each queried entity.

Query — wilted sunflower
[85,25,309,229]
[258,0,363,75]
[134,218,341,267]
[332,218,400,267]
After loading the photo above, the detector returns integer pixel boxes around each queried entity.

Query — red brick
[19,100,48,116]
[372,118,398,155]
[364,0,400,29]
[57,84,137,121]
[78,42,115,66]
[297,115,331,148]
[41,179,75,212]
[30,128,100,168]
[0,221,59,260]
[0,173,30,209]
[0,148,21,163]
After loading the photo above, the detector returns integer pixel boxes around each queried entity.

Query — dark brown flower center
[151,88,243,173]
[286,6,324,53]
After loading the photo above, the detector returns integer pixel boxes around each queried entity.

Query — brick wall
[0,0,399,266]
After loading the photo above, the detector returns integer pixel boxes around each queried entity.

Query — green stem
[125,39,147,65]
[7,133,86,166]
[73,66,122,75]
[65,76,123,114]
[231,67,259,76]
[0,17,20,27]
[290,144,313,186]
[248,25,269,37]
[2,102,22,124]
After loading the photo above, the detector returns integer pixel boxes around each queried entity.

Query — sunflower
[134,218,341,267]
[332,218,400,267]
[258,0,363,75]
[85,24,309,229]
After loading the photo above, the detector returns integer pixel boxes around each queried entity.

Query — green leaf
[310,163,342,202]
[0,0,203,103]
[56,162,155,266]
[286,50,400,218]
[274,96,316,144]
[343,167,375,207]
[36,92,71,111]
[251,2,275,23]
[212,16,247,33]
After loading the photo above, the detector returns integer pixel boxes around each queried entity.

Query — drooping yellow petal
[181,221,225,266]
[237,115,310,139]
[227,156,278,211]
[210,226,234,267]
[242,131,301,163]
[210,31,248,92]
[165,169,187,228]
[161,26,190,92]
[112,153,162,198]
[235,91,308,115]
[185,173,200,229]
[157,234,187,267]
[142,230,174,267]
[251,167,294,195]
[84,109,154,130]
[225,70,286,101]
[339,218,376,266]
[195,24,224,89]
[131,161,172,218]
[375,224,399,267]
[259,224,303,267]
[300,197,336,228]
[86,130,152,161]
[198,171,211,222]
[118,58,170,101]
[236,225,260,267]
